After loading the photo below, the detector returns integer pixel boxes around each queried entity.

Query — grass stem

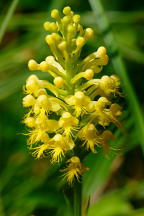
[0,0,19,44]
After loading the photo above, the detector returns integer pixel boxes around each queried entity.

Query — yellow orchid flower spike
[22,6,122,185]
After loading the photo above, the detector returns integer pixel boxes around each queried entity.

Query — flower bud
[25,75,40,94]
[85,28,94,39]
[28,59,38,70]
[73,14,80,23]
[54,76,64,88]
[76,37,85,48]
[45,35,54,45]
[63,6,71,15]
[97,46,107,56]
[51,9,60,19]
[44,22,58,32]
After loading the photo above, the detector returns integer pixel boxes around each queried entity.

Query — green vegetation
[0,0,144,215]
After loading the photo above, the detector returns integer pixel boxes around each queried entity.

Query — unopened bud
[43,22,57,32]
[76,37,85,48]
[51,9,60,19]
[63,6,71,15]
[54,76,64,88]
[85,28,94,39]
[97,46,107,56]
[28,60,38,70]
[73,14,80,23]
[45,35,54,45]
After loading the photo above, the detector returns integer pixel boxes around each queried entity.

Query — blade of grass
[119,44,144,65]
[88,0,144,152]
[0,0,19,44]
[81,11,144,25]
[0,197,5,216]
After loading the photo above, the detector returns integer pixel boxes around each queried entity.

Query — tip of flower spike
[63,6,71,15]
[28,59,39,70]
[54,76,64,88]
[51,9,60,19]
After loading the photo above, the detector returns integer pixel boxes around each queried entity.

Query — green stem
[88,0,144,152]
[73,182,82,216]
[0,0,19,44]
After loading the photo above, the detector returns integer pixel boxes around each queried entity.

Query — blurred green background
[0,0,144,215]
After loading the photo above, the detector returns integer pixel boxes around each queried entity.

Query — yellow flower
[49,134,74,163]
[65,91,91,117]
[78,124,101,152]
[62,157,88,185]
[58,112,79,137]
[32,143,49,159]
[99,75,121,97]
[27,129,49,147]
[22,6,123,184]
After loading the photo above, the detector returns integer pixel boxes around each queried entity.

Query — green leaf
[88,192,132,216]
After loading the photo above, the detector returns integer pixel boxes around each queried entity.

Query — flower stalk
[74,182,82,216]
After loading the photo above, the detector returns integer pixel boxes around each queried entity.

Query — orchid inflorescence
[22,6,122,184]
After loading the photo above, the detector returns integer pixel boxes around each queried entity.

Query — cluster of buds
[22,6,122,184]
